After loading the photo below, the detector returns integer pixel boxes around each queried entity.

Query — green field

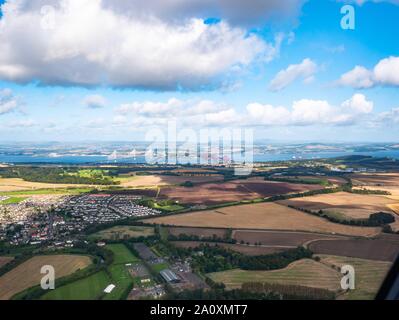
[0,197,26,204]
[42,244,139,300]
[89,226,155,241]
[151,262,169,273]
[106,244,139,265]
[0,188,94,197]
[41,271,110,300]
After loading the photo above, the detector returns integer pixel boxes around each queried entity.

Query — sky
[0,0,398,142]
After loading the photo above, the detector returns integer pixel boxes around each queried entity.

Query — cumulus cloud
[0,88,19,115]
[114,94,373,129]
[246,95,372,126]
[83,94,107,109]
[0,0,289,90]
[269,58,317,92]
[337,56,399,88]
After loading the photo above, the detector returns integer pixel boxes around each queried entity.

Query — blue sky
[0,0,398,142]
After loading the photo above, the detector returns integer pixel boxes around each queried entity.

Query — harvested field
[0,178,88,192]
[117,174,223,188]
[318,255,391,300]
[89,225,154,240]
[171,241,286,256]
[309,237,399,261]
[0,255,92,300]
[208,259,342,291]
[350,173,399,187]
[146,202,380,237]
[167,226,228,239]
[232,230,348,246]
[158,177,323,205]
[278,192,396,219]
[0,256,13,268]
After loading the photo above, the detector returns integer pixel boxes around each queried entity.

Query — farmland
[146,202,380,236]
[117,174,223,188]
[317,255,391,300]
[232,230,348,246]
[350,173,399,186]
[0,256,13,268]
[167,226,228,239]
[43,244,139,300]
[171,241,286,256]
[0,178,89,192]
[208,259,342,291]
[277,192,396,219]
[89,226,155,241]
[0,255,92,300]
[309,237,399,261]
[158,177,324,205]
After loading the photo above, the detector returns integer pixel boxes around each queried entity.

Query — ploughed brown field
[170,241,286,256]
[350,173,399,186]
[145,202,380,237]
[232,230,349,246]
[117,174,223,187]
[277,192,396,219]
[309,235,399,261]
[0,255,92,300]
[158,177,324,205]
[0,257,13,268]
[167,226,228,239]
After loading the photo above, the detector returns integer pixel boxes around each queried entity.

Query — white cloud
[0,0,286,90]
[269,58,317,92]
[337,66,374,89]
[113,94,373,129]
[337,56,399,88]
[117,98,229,117]
[0,88,19,115]
[341,93,373,114]
[83,94,107,109]
[373,56,399,86]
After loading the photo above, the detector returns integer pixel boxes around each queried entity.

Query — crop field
[317,255,391,300]
[350,173,399,186]
[232,230,348,246]
[0,178,90,192]
[0,256,13,268]
[207,259,342,291]
[89,226,155,240]
[146,202,380,237]
[158,177,324,205]
[171,241,286,256]
[309,237,399,261]
[116,174,223,188]
[167,226,228,239]
[0,255,92,300]
[277,192,396,219]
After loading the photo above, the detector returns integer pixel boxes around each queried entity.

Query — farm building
[160,269,180,283]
